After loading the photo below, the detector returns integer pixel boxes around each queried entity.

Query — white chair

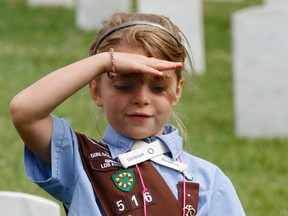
[0,191,61,216]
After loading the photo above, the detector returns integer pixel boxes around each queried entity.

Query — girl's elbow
[9,95,31,126]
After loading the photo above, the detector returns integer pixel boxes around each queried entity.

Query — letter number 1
[131,195,139,206]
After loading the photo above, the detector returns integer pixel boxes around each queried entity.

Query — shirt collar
[101,124,183,160]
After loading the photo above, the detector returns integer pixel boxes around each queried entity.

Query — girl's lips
[127,113,151,121]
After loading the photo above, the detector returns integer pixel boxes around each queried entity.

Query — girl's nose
[131,85,151,106]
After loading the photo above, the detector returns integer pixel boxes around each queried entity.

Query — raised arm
[9,53,110,165]
[9,52,182,165]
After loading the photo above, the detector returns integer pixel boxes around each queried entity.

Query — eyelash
[150,86,166,93]
[114,84,133,92]
[114,84,166,93]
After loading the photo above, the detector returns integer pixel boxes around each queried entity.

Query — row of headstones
[27,0,206,74]
[26,0,251,74]
[27,0,242,74]
[27,0,288,138]
[26,0,244,8]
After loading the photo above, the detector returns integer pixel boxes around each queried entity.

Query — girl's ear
[174,79,184,105]
[89,80,104,107]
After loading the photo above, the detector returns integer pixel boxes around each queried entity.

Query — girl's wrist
[89,52,111,78]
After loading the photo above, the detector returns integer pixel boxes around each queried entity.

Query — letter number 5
[116,200,125,211]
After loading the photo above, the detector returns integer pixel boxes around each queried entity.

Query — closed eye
[114,84,134,92]
[150,85,166,93]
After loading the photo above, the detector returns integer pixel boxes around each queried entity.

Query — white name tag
[118,140,168,168]
[118,140,188,173]
[151,155,188,172]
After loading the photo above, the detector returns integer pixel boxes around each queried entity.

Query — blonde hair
[89,12,193,140]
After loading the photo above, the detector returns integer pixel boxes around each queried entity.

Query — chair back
[0,191,60,216]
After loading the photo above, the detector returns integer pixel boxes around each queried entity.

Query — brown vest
[76,132,199,216]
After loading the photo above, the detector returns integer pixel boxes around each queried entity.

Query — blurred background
[1,0,287,215]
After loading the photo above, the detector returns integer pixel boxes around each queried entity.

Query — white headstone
[206,0,242,2]
[138,0,206,73]
[265,0,288,6]
[0,191,60,216]
[27,0,74,8]
[76,0,130,31]
[232,5,288,137]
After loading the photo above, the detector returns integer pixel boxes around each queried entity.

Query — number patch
[113,190,156,215]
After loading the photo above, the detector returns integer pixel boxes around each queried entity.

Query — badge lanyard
[179,156,196,216]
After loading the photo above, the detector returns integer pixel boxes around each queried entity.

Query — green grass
[1,0,288,215]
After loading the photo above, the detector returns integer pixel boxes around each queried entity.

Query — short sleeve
[24,115,82,203]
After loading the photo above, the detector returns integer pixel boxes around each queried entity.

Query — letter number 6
[144,192,153,202]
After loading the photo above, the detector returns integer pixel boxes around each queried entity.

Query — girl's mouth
[128,113,151,121]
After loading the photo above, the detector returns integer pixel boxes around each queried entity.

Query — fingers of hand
[114,52,183,76]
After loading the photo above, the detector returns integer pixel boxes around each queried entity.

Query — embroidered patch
[112,169,135,192]
[88,150,122,171]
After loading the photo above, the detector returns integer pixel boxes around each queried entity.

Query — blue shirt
[25,115,245,215]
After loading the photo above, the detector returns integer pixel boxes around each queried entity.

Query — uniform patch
[88,150,122,171]
[112,169,135,192]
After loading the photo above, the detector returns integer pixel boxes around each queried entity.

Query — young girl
[10,12,245,216]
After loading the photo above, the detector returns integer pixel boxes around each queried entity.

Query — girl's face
[90,47,184,139]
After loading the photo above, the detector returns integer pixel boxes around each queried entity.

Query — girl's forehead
[112,73,175,82]
[114,46,148,56]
